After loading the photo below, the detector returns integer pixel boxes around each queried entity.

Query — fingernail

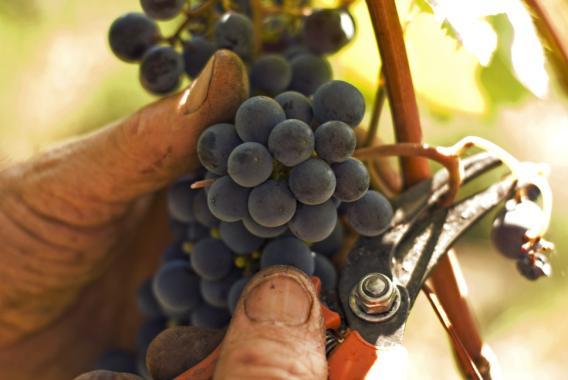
[244,273,313,326]
[180,54,216,114]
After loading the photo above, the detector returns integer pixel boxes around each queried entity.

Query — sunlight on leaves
[506,1,549,98]
[420,0,500,66]
[405,14,487,114]
[333,1,487,115]
[420,0,549,98]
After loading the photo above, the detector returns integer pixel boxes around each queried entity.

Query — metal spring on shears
[325,330,340,357]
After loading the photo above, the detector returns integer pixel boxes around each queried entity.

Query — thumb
[6,49,248,225]
[214,267,327,380]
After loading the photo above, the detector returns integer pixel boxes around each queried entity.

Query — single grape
[220,221,265,254]
[183,36,218,78]
[289,53,333,96]
[288,158,336,205]
[108,13,160,62]
[137,279,164,318]
[192,238,233,280]
[235,96,286,144]
[516,253,551,280]
[491,200,545,259]
[345,191,393,236]
[315,120,356,163]
[274,91,313,124]
[314,253,337,291]
[186,222,210,242]
[525,184,541,201]
[198,123,241,175]
[242,214,288,238]
[207,176,250,222]
[250,54,292,96]
[288,200,337,242]
[261,237,315,275]
[268,119,314,167]
[152,261,201,314]
[200,270,242,308]
[332,158,369,202]
[190,304,231,329]
[192,189,219,228]
[228,142,274,187]
[95,349,137,373]
[248,180,297,227]
[140,0,184,20]
[228,277,250,313]
[313,80,365,127]
[312,220,344,257]
[139,46,184,95]
[167,180,196,223]
[214,12,254,58]
[161,242,187,263]
[302,9,355,55]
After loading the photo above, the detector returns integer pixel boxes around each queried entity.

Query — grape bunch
[198,80,393,244]
[491,194,552,281]
[98,1,397,377]
[108,0,355,95]
[92,75,396,375]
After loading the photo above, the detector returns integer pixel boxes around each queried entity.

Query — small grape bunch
[252,6,355,96]
[198,79,393,245]
[491,187,553,280]
[108,1,256,95]
[107,0,356,96]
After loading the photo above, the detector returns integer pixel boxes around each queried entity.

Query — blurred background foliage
[0,0,567,378]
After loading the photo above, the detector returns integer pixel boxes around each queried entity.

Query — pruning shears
[176,152,515,380]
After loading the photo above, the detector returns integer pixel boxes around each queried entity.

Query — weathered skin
[0,50,327,380]
[0,50,248,379]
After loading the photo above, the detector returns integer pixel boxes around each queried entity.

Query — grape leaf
[419,0,549,97]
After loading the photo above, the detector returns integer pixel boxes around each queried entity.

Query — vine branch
[363,70,386,147]
[365,0,429,187]
[365,0,487,376]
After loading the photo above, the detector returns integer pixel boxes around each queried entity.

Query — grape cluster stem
[165,0,220,45]
[190,178,215,189]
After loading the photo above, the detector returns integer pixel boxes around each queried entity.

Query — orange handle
[310,276,342,330]
[328,330,378,380]
[328,330,409,380]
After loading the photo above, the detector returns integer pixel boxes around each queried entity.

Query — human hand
[0,50,248,380]
[77,266,327,380]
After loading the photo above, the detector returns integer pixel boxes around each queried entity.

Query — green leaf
[479,14,532,111]
[419,0,550,98]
